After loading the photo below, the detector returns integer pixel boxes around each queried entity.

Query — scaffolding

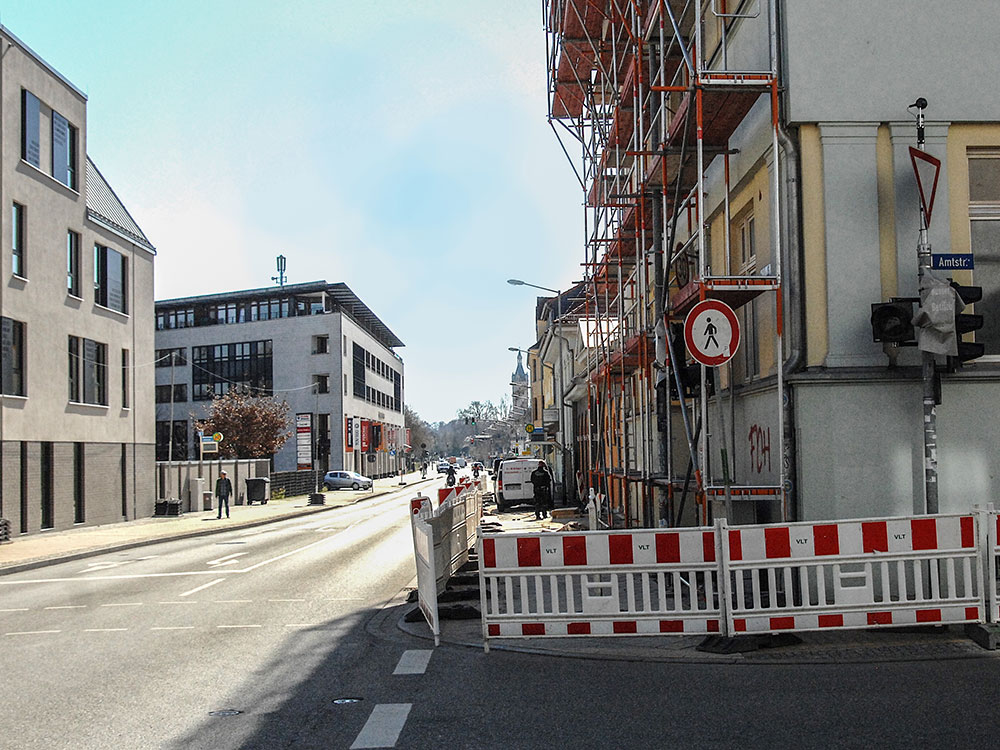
[544,0,787,527]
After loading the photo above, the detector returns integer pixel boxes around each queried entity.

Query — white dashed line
[5,630,61,636]
[158,601,198,605]
[268,598,305,603]
[213,599,252,604]
[217,624,261,629]
[393,650,432,675]
[84,628,128,632]
[180,578,226,597]
[350,703,412,749]
[0,608,30,612]
[284,623,316,628]
[45,605,87,610]
[151,626,195,631]
[101,602,144,608]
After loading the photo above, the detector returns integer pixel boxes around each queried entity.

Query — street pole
[914,98,938,514]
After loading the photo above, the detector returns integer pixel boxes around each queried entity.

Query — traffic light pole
[914,99,938,514]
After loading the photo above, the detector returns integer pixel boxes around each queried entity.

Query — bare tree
[195,390,291,459]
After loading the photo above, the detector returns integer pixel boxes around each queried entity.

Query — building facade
[154,281,405,476]
[0,26,156,536]
[544,1,1000,526]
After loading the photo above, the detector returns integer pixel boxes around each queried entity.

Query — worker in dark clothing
[216,470,233,519]
[531,461,553,520]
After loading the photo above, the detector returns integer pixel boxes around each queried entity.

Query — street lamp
[508,279,568,505]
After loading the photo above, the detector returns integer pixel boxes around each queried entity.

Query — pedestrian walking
[530,461,553,520]
[216,470,233,519]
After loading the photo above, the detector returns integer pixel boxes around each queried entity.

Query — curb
[0,477,437,577]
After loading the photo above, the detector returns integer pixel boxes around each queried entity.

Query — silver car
[322,470,373,491]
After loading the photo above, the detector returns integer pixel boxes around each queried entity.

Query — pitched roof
[85,157,155,253]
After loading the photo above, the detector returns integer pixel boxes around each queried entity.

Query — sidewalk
[397,504,998,665]
[0,471,435,575]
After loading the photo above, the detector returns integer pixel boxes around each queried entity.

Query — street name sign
[931,253,974,270]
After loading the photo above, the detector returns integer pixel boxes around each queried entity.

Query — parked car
[496,458,547,512]
[436,461,452,474]
[322,470,372,491]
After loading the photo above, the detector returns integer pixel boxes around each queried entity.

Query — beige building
[1,26,156,536]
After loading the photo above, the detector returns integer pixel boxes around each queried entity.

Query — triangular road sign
[909,146,941,226]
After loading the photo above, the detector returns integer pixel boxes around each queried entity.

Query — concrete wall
[784,1,1000,124]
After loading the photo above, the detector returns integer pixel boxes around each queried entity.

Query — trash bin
[245,477,270,505]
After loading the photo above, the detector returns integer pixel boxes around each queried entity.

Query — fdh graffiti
[748,424,771,474]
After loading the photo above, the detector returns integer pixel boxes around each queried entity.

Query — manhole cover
[208,709,243,717]
[332,698,363,705]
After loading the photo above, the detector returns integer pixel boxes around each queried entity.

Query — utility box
[188,477,206,512]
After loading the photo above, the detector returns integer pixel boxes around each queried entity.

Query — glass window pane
[970,157,1000,203]
[971,219,1000,355]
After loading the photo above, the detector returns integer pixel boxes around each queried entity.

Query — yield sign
[909,146,941,226]
[684,299,740,367]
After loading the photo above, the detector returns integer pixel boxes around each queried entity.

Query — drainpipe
[775,0,805,521]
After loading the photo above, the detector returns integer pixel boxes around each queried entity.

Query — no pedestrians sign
[684,299,740,367]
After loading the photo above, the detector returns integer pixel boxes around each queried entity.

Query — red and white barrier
[478,513,987,649]
[724,514,982,634]
[478,527,721,650]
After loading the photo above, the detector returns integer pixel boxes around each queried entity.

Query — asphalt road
[0,482,435,750]
[4,477,1000,749]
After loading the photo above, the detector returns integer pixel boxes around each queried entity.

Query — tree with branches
[195,390,292,459]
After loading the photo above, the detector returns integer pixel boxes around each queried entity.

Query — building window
[95,244,127,314]
[156,308,194,330]
[732,205,759,380]
[41,442,54,530]
[1,317,25,396]
[67,230,81,296]
[12,202,25,278]
[314,374,329,394]
[353,343,366,398]
[156,420,189,461]
[313,335,329,354]
[970,151,1000,356]
[69,336,107,405]
[51,111,78,190]
[21,89,41,169]
[156,347,187,367]
[121,349,129,408]
[155,384,188,403]
[191,339,272,400]
[73,443,85,524]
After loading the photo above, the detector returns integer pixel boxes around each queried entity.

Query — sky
[2,1,583,423]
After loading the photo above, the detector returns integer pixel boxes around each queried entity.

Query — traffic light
[870,299,917,344]
[948,281,984,368]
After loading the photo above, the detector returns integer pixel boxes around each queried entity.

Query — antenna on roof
[271,254,287,287]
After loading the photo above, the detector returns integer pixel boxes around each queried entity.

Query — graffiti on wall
[748,423,771,474]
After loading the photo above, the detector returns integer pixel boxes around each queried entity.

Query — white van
[496,458,546,512]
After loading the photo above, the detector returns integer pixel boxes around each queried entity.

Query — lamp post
[508,280,569,505]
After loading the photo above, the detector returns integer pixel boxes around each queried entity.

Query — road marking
[101,602,144,608]
[206,552,247,567]
[0,608,30,612]
[5,630,61,636]
[158,601,198,605]
[283,623,316,628]
[180,578,226,597]
[393,650,432,675]
[45,605,87,610]
[84,628,128,632]
[268,598,305,603]
[214,599,252,604]
[217,624,261,629]
[151,626,196,631]
[237,520,364,572]
[350,704,412,749]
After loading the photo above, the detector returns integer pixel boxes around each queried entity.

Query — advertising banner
[360,419,370,453]
[345,417,354,452]
[296,413,312,470]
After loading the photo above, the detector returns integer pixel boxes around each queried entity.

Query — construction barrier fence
[479,511,998,650]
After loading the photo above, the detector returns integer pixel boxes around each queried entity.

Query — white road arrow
[205,552,248,567]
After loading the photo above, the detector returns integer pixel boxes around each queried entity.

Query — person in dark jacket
[530,461,553,520]
[216,470,233,519]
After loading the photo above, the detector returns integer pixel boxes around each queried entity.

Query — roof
[156,280,404,350]
[85,158,156,253]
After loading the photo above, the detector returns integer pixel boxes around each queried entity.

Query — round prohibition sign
[684,299,740,367]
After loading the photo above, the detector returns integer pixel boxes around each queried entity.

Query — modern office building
[154,281,405,476]
[0,26,156,536]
